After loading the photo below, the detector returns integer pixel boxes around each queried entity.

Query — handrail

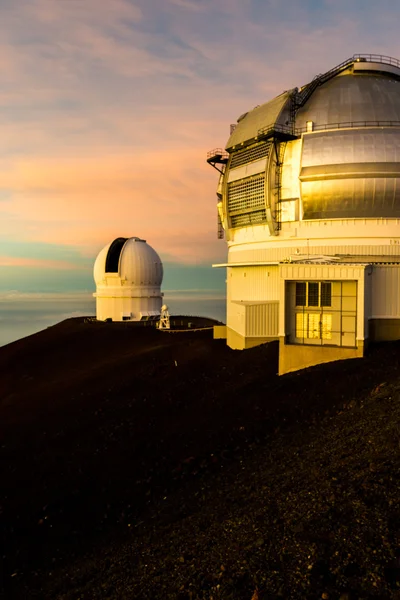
[297,120,400,133]
[257,120,400,139]
[207,148,229,160]
[353,53,400,68]
[296,54,400,109]
[257,123,294,137]
[211,54,400,157]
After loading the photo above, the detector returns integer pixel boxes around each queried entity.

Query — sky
[1,0,400,300]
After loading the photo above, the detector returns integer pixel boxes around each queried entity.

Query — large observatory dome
[93,237,163,322]
[208,54,400,373]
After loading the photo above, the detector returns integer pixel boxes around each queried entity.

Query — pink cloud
[1,0,400,272]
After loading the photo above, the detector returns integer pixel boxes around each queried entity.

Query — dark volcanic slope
[1,318,400,599]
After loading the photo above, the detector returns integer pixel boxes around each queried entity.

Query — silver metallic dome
[209,54,400,232]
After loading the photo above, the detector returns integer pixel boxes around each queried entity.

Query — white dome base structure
[208,54,400,374]
[93,237,163,322]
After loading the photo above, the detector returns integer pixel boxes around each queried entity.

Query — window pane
[308,283,319,307]
[295,282,306,306]
[308,313,320,338]
[321,282,332,307]
[321,313,332,339]
[295,312,306,338]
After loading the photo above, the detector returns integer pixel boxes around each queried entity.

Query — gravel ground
[1,318,400,599]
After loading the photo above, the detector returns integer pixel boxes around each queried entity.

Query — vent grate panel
[227,175,265,213]
[231,210,267,228]
[230,142,271,169]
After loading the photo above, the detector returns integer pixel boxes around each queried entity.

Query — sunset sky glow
[1,0,400,294]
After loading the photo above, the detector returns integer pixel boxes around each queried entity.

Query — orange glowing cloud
[1,0,400,276]
[0,256,82,270]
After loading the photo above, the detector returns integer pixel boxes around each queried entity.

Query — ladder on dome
[273,141,287,231]
[217,210,224,239]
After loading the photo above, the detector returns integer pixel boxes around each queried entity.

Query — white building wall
[226,266,280,337]
[371,265,400,317]
[228,266,280,301]
[227,301,246,337]
[95,292,162,321]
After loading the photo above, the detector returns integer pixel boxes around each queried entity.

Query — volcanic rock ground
[1,318,400,599]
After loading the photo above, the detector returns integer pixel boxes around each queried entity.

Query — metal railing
[296,120,400,134]
[212,54,400,159]
[257,120,400,139]
[207,148,229,161]
[296,54,400,109]
[353,53,400,68]
[257,123,294,138]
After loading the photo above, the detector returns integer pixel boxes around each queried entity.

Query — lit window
[295,312,332,340]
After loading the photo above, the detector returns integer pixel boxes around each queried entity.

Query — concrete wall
[227,327,278,350]
[213,325,227,339]
[279,337,364,375]
[369,318,400,341]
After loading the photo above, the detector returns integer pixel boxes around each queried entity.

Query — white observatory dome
[93,237,163,322]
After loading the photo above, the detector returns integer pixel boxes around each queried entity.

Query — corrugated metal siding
[371,265,400,317]
[229,266,280,301]
[228,244,400,264]
[246,302,279,337]
[280,264,365,280]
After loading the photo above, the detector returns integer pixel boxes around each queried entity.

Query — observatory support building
[93,237,163,322]
[208,54,400,374]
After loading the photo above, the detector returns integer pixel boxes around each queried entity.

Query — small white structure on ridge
[93,237,163,322]
[158,304,171,329]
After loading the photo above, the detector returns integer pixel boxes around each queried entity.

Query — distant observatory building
[93,237,163,322]
[208,54,400,374]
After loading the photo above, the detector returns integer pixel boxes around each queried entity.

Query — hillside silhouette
[1,318,400,599]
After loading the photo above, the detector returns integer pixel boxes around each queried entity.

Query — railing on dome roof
[257,123,297,140]
[257,120,400,139]
[295,54,400,110]
[353,54,400,68]
[296,120,400,134]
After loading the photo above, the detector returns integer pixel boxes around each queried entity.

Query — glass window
[308,283,319,307]
[295,312,306,338]
[290,280,356,347]
[321,282,332,307]
[295,282,306,306]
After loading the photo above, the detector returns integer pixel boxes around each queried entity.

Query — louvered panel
[227,175,265,213]
[230,210,267,228]
[245,302,279,337]
[230,142,272,169]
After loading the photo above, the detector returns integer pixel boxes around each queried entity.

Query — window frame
[295,281,332,308]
